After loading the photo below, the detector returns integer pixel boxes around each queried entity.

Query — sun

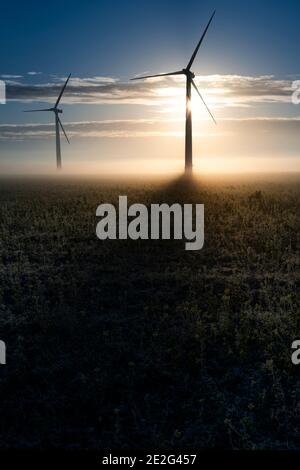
[186,97,192,113]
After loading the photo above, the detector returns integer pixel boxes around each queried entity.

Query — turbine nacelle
[182,69,195,79]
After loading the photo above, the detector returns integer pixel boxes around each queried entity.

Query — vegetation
[0,173,299,449]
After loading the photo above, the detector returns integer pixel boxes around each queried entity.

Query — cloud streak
[1,117,300,141]
[3,74,296,108]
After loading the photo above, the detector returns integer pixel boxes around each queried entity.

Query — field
[0,173,299,449]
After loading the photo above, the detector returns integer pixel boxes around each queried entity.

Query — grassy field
[0,173,299,449]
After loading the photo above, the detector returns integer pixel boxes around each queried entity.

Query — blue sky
[2,0,300,76]
[1,0,300,173]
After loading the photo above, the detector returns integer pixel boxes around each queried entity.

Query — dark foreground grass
[0,173,299,449]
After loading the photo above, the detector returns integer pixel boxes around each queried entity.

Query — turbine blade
[191,79,216,124]
[54,73,71,108]
[131,71,184,80]
[186,11,215,70]
[58,116,70,144]
[24,108,52,112]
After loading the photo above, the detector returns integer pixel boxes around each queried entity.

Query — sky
[0,0,300,174]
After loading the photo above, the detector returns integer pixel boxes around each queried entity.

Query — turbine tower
[24,74,71,170]
[131,12,216,172]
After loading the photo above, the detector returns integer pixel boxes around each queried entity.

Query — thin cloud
[1,74,23,79]
[1,117,300,141]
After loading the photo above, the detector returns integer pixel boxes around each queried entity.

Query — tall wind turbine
[24,74,71,170]
[131,12,216,172]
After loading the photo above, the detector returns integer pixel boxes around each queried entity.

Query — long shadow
[148,171,206,206]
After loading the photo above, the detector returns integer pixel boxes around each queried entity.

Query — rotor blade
[191,79,216,124]
[186,11,215,70]
[131,71,184,80]
[54,73,71,108]
[24,108,52,112]
[58,116,70,144]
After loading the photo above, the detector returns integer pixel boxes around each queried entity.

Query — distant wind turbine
[131,12,216,172]
[24,74,71,170]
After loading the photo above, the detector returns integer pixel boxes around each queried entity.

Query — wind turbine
[24,74,71,170]
[131,12,216,172]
